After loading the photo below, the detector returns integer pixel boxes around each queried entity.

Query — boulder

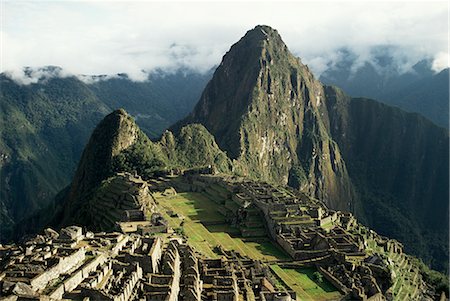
[12,282,36,296]
[44,228,59,239]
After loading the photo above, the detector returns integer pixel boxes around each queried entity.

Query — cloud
[432,51,449,72]
[3,66,75,85]
[1,1,448,83]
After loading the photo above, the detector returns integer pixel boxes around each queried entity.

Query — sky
[1,0,449,83]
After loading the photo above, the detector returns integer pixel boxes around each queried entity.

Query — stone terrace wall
[31,248,86,291]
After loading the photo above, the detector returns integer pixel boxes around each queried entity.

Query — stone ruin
[0,171,443,301]
[0,226,296,301]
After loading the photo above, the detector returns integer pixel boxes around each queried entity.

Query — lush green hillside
[325,86,449,272]
[0,74,109,241]
[0,70,210,241]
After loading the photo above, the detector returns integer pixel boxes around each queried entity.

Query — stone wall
[113,264,143,301]
[367,292,385,301]
[48,283,65,300]
[112,236,129,255]
[317,266,349,294]
[47,253,107,299]
[82,254,107,277]
[31,248,86,291]
[149,237,163,273]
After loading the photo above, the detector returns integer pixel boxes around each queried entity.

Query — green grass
[156,192,289,261]
[270,265,342,301]
[161,192,227,223]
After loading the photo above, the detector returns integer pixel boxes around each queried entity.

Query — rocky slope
[175,25,355,211]
[59,109,141,226]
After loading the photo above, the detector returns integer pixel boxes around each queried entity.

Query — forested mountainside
[0,69,210,241]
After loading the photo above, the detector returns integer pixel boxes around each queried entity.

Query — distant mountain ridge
[319,48,449,128]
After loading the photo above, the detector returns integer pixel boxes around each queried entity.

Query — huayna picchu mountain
[173,25,355,212]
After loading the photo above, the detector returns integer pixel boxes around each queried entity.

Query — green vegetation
[410,257,449,295]
[0,69,210,241]
[325,90,449,272]
[164,124,232,172]
[270,265,342,301]
[0,75,109,241]
[154,191,288,261]
[112,123,232,180]
[312,271,323,283]
[112,130,167,177]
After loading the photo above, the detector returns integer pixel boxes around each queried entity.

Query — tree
[312,271,323,283]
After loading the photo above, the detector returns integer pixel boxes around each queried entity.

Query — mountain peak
[112,107,128,117]
[174,26,354,210]
[232,25,289,61]
[243,25,283,43]
[60,109,140,225]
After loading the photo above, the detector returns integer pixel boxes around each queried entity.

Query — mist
[2,1,448,84]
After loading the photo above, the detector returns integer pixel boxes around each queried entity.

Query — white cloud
[1,1,448,82]
[3,66,74,85]
[432,51,450,72]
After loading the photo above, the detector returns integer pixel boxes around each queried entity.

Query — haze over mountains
[319,48,449,128]
[0,25,448,281]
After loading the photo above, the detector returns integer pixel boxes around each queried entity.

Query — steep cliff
[325,86,449,272]
[176,25,355,211]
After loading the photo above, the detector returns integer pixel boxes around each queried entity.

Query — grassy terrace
[270,265,342,301]
[356,226,422,300]
[154,191,288,260]
[153,190,341,300]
